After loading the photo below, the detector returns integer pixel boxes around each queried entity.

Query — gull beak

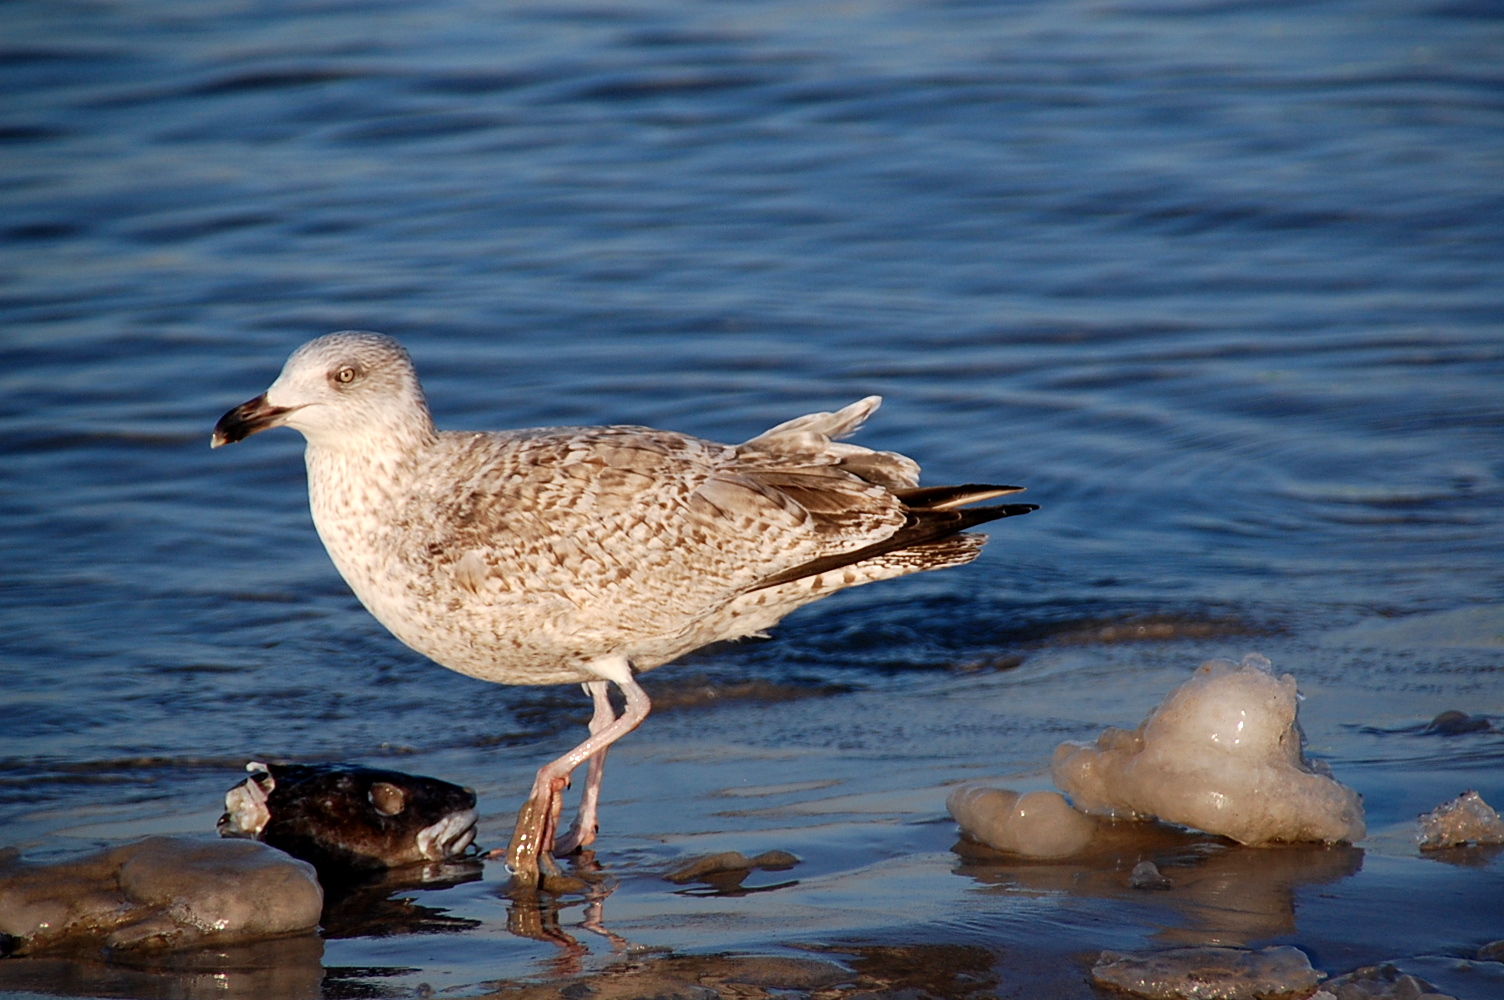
[211,393,293,448]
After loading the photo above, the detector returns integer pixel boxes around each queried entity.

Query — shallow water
[2,0,1502,997]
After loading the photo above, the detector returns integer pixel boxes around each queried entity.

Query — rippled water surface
[2,0,1502,997]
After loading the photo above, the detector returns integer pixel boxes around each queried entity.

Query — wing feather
[397,403,1027,645]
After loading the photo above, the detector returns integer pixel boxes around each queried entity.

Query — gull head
[212,331,434,451]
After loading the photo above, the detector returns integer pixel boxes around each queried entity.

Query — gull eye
[333,365,358,385]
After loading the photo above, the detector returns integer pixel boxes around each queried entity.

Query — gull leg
[553,680,615,856]
[506,658,650,884]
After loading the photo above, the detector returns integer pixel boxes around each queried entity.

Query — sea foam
[1052,654,1364,845]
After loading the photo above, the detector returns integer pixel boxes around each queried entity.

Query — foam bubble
[946,786,1096,858]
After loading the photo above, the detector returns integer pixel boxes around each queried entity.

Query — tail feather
[736,397,920,490]
[748,485,1036,593]
[740,395,883,446]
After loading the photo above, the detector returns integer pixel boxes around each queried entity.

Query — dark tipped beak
[211,393,292,448]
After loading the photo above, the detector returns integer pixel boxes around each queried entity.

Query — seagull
[212,331,1036,883]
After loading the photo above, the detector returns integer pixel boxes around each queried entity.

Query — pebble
[1129,860,1173,890]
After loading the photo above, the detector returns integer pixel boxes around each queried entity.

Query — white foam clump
[1092,945,1323,1000]
[946,787,1096,858]
[1416,790,1504,850]
[1051,654,1365,845]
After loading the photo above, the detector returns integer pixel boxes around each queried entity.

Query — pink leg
[553,681,615,856]
[506,664,650,883]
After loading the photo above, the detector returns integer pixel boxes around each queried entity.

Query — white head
[212,331,436,452]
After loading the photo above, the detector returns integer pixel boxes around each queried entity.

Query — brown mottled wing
[400,400,924,634]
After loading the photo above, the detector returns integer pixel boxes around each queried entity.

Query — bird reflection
[499,850,633,975]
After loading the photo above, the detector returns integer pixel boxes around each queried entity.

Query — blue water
[2,0,1502,997]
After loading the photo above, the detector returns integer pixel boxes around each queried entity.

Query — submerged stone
[457,953,850,1000]
[715,956,850,989]
[0,836,321,956]
[1053,654,1365,845]
[663,850,801,884]
[1416,790,1504,850]
[1422,710,1491,736]
[1091,945,1323,1000]
[946,786,1095,858]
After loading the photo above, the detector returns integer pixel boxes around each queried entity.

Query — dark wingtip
[750,499,1039,592]
[989,502,1040,518]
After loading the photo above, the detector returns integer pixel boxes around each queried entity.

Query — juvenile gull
[212,332,1037,882]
